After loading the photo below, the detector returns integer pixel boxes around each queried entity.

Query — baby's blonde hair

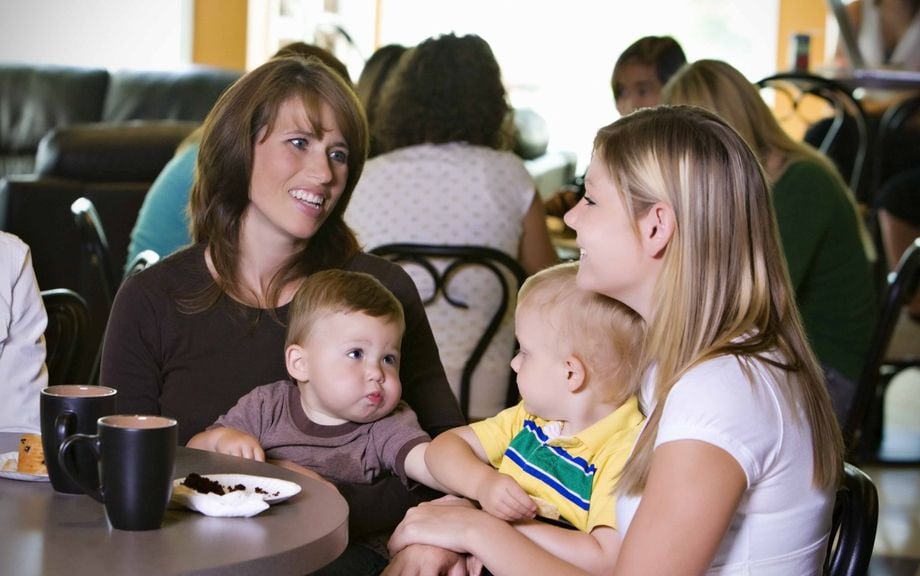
[518,262,646,406]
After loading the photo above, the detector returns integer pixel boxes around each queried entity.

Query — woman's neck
[233,215,307,307]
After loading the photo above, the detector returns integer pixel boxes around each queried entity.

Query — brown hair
[518,262,646,407]
[188,56,368,310]
[372,33,512,154]
[356,44,407,157]
[592,106,842,493]
[612,36,687,100]
[286,269,405,347]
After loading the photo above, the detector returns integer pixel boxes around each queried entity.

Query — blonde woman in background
[662,59,877,427]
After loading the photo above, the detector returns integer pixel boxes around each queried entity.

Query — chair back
[370,244,527,419]
[825,462,879,576]
[846,239,920,458]
[873,94,920,193]
[124,249,161,278]
[70,196,117,305]
[41,288,90,385]
[756,72,870,202]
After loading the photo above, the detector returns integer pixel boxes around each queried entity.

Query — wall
[194,0,248,70]
[0,0,191,69]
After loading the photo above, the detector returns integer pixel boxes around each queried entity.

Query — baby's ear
[285,344,310,382]
[564,355,586,393]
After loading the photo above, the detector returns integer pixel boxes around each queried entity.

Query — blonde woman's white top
[346,143,535,419]
[616,355,835,575]
[0,232,47,433]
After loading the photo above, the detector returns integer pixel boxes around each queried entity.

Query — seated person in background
[808,0,920,197]
[347,33,558,421]
[124,42,353,272]
[424,262,645,576]
[355,44,408,159]
[611,35,688,117]
[0,232,47,433]
[662,59,877,425]
[877,167,920,319]
[545,35,686,217]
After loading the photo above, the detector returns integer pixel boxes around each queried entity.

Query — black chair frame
[41,288,91,386]
[824,462,879,576]
[370,244,527,419]
[845,239,920,462]
[756,72,870,202]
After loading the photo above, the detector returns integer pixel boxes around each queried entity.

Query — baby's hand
[214,429,265,461]
[476,473,536,521]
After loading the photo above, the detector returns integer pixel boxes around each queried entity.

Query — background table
[0,432,348,575]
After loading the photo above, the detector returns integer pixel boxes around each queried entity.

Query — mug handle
[58,433,104,503]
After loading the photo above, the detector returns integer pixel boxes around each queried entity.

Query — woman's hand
[388,497,485,556]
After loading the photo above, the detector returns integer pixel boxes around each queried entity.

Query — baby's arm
[512,521,621,576]
[426,426,537,521]
[402,442,449,493]
[187,426,266,462]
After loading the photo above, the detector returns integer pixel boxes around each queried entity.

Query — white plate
[171,473,301,518]
[0,451,50,482]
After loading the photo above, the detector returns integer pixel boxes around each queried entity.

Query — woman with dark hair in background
[347,33,557,422]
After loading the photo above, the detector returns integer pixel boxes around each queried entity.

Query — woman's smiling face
[563,155,648,313]
[245,95,350,248]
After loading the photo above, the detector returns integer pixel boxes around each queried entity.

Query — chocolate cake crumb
[182,473,226,495]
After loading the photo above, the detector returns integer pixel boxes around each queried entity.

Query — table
[0,433,348,575]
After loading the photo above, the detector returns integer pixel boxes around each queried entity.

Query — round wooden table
[0,432,348,575]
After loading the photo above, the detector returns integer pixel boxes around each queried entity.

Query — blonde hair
[593,106,842,493]
[518,262,646,407]
[286,270,405,347]
[661,59,874,258]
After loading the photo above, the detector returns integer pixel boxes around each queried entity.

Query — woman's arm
[387,502,591,576]
[613,440,746,575]
[100,274,164,414]
[518,192,559,275]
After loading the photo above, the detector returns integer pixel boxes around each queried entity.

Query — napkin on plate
[172,485,270,518]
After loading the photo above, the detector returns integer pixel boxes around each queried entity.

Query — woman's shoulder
[120,244,210,300]
[666,354,787,424]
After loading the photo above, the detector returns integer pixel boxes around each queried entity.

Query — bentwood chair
[70,196,117,306]
[370,244,527,420]
[756,72,871,203]
[124,249,160,278]
[41,288,91,386]
[845,239,920,462]
[824,463,879,576]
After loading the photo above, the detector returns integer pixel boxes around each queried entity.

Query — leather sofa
[0,63,241,381]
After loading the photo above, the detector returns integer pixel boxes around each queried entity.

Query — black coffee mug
[40,385,117,494]
[59,415,177,531]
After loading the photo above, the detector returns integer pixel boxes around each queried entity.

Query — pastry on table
[17,433,47,475]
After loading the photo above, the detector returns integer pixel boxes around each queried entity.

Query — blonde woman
[383,106,843,575]
[662,59,877,427]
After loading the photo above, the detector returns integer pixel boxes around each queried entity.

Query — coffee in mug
[59,415,177,531]
[40,385,117,494]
